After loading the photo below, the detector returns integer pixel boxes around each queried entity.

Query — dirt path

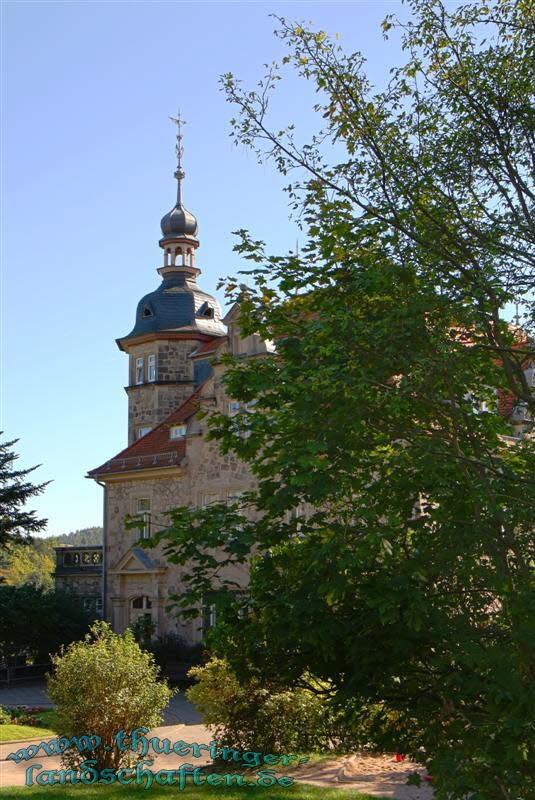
[291,752,433,799]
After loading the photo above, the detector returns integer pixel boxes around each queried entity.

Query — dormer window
[197,301,215,319]
[142,307,153,318]
[170,424,187,440]
[138,426,152,439]
[135,357,144,385]
[147,354,157,383]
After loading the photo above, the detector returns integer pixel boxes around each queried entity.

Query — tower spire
[169,110,186,204]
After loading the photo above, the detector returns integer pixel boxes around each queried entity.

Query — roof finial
[169,110,186,204]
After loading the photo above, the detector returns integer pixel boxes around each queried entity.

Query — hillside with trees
[0,527,103,588]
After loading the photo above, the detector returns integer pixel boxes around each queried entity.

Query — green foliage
[187,657,362,754]
[129,614,156,648]
[0,708,11,725]
[0,584,92,664]
[47,621,174,771]
[147,632,205,673]
[0,541,55,589]
[0,435,49,548]
[152,2,535,799]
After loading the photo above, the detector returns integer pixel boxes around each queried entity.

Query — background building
[53,545,103,617]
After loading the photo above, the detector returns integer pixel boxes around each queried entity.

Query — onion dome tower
[117,114,226,445]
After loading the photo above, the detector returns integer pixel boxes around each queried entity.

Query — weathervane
[169,110,186,201]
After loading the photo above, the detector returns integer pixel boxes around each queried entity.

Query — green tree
[150,2,535,798]
[0,584,92,664]
[0,540,55,589]
[0,436,49,548]
[47,621,173,771]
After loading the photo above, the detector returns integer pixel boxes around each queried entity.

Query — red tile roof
[88,385,204,478]
[190,337,226,358]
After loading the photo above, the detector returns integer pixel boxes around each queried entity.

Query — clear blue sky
[2,0,438,536]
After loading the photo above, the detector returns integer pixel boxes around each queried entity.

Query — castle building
[88,120,269,642]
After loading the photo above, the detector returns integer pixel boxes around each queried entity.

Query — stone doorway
[129,595,155,630]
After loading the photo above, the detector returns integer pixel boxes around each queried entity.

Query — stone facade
[125,339,205,444]
[99,329,258,644]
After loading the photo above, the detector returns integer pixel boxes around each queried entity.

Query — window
[228,492,244,504]
[170,424,187,440]
[201,493,219,507]
[147,354,157,382]
[132,596,152,610]
[64,551,81,566]
[137,499,151,539]
[95,597,103,613]
[242,400,257,439]
[202,592,219,637]
[138,426,152,439]
[135,357,144,385]
[228,401,241,416]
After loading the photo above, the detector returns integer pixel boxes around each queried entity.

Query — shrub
[148,633,205,671]
[0,707,11,725]
[186,657,361,754]
[47,620,174,770]
[129,614,156,649]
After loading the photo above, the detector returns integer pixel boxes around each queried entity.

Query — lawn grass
[0,784,385,800]
[0,711,60,743]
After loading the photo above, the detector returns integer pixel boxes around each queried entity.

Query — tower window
[135,358,144,385]
[147,354,157,382]
[170,424,187,440]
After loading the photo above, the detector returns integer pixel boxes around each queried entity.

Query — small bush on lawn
[0,706,47,726]
[47,620,173,771]
[187,657,362,754]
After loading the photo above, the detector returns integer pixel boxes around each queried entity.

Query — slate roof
[131,547,158,569]
[120,273,226,342]
[88,385,204,478]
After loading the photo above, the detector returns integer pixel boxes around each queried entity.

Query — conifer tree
[0,435,49,547]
